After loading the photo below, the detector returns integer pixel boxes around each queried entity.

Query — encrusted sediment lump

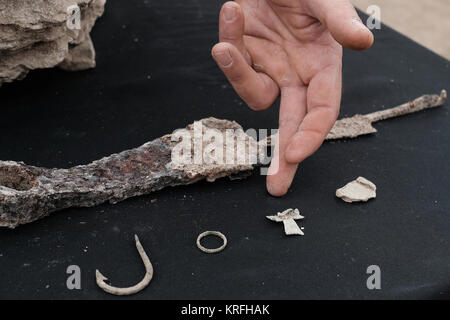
[0,118,265,228]
[0,0,106,86]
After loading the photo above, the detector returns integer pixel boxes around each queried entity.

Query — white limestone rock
[0,0,106,86]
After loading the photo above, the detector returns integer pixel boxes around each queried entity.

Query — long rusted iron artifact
[0,91,446,228]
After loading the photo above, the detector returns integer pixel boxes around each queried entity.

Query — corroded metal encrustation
[0,118,260,228]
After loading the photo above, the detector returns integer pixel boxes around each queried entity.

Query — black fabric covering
[0,0,449,299]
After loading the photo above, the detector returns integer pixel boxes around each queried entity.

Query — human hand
[212,0,373,196]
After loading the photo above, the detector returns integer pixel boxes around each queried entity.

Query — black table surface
[0,0,449,300]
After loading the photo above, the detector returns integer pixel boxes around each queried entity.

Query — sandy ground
[352,0,450,60]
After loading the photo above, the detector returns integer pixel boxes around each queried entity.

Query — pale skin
[212,0,374,196]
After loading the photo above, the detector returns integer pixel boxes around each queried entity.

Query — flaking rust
[0,118,260,228]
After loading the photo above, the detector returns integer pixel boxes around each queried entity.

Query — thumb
[307,0,374,50]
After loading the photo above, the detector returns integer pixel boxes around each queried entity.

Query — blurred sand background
[352,0,450,60]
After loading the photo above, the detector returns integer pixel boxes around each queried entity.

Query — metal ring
[196,231,227,253]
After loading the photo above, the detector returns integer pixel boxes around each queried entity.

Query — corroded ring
[196,231,227,253]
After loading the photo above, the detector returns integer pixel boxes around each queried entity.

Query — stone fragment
[59,35,96,71]
[0,0,106,86]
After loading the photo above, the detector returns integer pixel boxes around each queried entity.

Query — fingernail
[213,50,233,67]
[223,6,236,22]
[351,17,366,29]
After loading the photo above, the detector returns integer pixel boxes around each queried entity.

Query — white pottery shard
[336,177,376,203]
